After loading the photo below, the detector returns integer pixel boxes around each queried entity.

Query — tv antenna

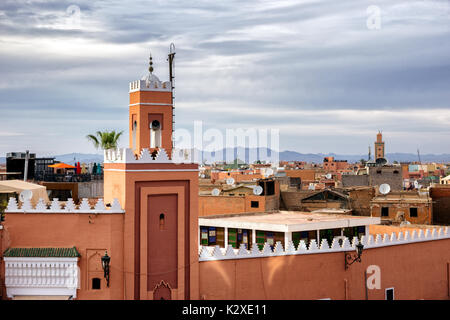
[379,183,391,195]
[325,173,332,180]
[211,188,220,196]
[168,43,176,149]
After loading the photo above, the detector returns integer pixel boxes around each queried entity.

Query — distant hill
[1,150,450,164]
[53,153,104,165]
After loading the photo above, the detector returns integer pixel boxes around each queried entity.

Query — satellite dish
[308,183,315,190]
[379,183,391,195]
[413,180,419,189]
[253,186,263,196]
[19,190,33,202]
[226,177,235,185]
[211,188,220,196]
[325,173,332,179]
[266,168,274,176]
[200,174,205,178]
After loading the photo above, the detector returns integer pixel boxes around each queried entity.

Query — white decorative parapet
[104,147,200,164]
[198,227,450,261]
[129,79,171,92]
[5,197,125,214]
[104,147,174,164]
[4,257,79,298]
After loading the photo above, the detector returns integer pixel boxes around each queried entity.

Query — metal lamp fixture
[101,250,111,287]
[345,243,364,270]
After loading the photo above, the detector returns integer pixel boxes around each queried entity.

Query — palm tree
[86,130,123,151]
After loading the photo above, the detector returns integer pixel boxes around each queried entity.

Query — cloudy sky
[0,0,449,157]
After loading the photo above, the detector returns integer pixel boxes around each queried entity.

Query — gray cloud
[0,0,449,155]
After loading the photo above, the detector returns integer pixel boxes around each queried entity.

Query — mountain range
[1,149,450,164]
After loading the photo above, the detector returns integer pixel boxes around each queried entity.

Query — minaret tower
[129,53,173,157]
[375,131,385,160]
[104,50,199,300]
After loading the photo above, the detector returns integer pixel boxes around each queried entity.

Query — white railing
[198,227,450,261]
[5,197,124,214]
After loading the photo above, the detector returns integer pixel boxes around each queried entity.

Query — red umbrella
[76,162,81,174]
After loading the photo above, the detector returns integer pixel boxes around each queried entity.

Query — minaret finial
[149,53,154,74]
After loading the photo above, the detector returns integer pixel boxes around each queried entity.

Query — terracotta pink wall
[2,212,124,300]
[199,238,450,300]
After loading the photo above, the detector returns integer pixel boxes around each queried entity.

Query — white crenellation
[129,79,171,93]
[154,148,170,163]
[308,239,319,252]
[94,198,106,212]
[285,240,296,253]
[64,198,76,212]
[330,238,341,250]
[35,199,47,212]
[375,234,382,245]
[297,240,308,252]
[319,239,329,251]
[262,243,273,255]
[274,241,284,254]
[212,245,223,258]
[250,243,261,256]
[4,197,125,214]
[238,244,249,256]
[341,238,352,250]
[351,236,359,247]
[22,199,32,211]
[198,227,450,261]
[50,199,61,211]
[6,198,19,211]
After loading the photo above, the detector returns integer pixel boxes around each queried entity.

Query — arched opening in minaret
[150,120,161,148]
[132,120,137,151]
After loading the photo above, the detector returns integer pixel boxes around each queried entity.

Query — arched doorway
[153,280,171,300]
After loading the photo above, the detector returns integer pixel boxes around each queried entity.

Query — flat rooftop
[199,211,380,233]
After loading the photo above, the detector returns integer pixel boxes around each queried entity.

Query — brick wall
[430,186,450,225]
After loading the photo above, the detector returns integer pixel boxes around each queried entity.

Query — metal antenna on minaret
[167,43,176,149]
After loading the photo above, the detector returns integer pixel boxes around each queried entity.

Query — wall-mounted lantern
[345,243,364,270]
[101,251,111,287]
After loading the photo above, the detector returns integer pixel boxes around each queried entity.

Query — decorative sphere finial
[149,53,154,74]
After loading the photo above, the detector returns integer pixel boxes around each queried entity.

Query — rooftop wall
[198,228,450,300]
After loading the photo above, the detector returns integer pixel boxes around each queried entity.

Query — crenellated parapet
[129,79,171,93]
[104,147,199,164]
[5,197,125,214]
[198,227,450,261]
[104,147,172,164]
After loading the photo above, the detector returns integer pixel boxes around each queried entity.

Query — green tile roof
[3,246,80,258]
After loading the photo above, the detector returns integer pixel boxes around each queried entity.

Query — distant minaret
[368,146,371,161]
[375,131,385,160]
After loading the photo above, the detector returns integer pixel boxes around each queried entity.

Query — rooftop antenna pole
[23,150,29,181]
[417,148,421,164]
[168,43,176,150]
[368,145,371,161]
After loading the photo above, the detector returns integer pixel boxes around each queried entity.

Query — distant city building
[6,152,36,180]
